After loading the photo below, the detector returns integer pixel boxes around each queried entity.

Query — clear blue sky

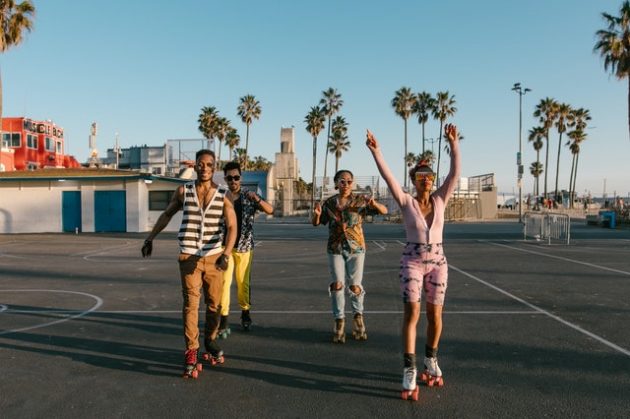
[3,0,628,198]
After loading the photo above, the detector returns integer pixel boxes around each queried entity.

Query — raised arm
[365,129,405,207]
[435,123,462,202]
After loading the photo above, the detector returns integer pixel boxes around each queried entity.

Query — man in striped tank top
[142,149,237,378]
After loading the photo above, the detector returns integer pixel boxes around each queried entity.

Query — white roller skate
[352,313,367,341]
[332,318,346,343]
[421,356,444,387]
[401,367,419,401]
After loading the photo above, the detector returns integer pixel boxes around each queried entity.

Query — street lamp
[512,82,531,223]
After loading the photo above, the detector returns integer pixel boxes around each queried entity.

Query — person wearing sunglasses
[366,123,461,398]
[141,149,237,378]
[312,169,388,343]
[219,161,273,336]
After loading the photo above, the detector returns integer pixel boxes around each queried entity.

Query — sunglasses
[415,173,435,182]
[337,179,353,186]
[225,175,241,181]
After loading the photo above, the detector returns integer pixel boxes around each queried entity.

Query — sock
[404,353,416,368]
[425,345,438,358]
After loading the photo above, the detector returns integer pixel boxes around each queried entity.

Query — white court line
[371,241,386,250]
[486,241,630,276]
[450,264,630,357]
[0,290,103,336]
[1,309,540,315]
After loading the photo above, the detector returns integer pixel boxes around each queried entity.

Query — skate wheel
[411,387,419,401]
[401,390,408,400]
[196,363,203,372]
[202,353,209,361]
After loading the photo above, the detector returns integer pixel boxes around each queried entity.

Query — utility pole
[512,83,531,223]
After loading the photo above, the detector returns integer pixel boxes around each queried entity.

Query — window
[152,167,162,175]
[3,133,21,147]
[27,134,38,149]
[45,137,55,151]
[149,191,172,211]
[56,141,62,154]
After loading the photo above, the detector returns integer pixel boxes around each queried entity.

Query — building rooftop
[0,168,185,183]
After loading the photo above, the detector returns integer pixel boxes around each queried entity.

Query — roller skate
[182,348,202,379]
[217,315,231,339]
[421,356,444,387]
[401,367,419,401]
[241,310,252,331]
[351,313,367,340]
[202,339,225,366]
[332,318,346,343]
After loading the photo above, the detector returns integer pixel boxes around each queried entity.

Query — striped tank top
[178,182,227,256]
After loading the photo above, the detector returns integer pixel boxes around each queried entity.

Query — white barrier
[523,212,571,245]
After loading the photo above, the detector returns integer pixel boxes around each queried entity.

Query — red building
[1,117,80,171]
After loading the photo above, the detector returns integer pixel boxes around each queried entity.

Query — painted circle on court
[0,289,103,336]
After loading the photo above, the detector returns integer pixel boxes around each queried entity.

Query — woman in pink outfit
[366,124,461,396]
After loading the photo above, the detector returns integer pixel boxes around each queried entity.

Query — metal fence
[523,212,571,245]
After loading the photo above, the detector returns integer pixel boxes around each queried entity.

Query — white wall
[0,181,65,233]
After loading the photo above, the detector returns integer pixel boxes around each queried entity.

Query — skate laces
[403,367,417,388]
[185,349,197,364]
[424,357,441,376]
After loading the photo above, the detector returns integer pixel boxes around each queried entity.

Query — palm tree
[405,152,419,170]
[431,91,457,187]
[594,1,630,139]
[553,102,572,202]
[567,129,587,208]
[392,87,416,189]
[225,127,240,161]
[237,94,262,169]
[566,107,591,206]
[412,92,435,154]
[319,88,343,194]
[328,115,349,173]
[213,117,231,167]
[419,150,435,166]
[528,126,545,196]
[198,106,219,161]
[250,155,272,171]
[533,97,558,199]
[529,161,544,197]
[0,0,35,157]
[304,106,326,208]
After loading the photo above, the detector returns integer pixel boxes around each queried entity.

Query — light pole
[512,83,531,223]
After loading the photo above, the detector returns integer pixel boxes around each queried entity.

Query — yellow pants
[220,250,253,316]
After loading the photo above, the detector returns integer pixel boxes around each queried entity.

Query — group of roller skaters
[142,122,461,401]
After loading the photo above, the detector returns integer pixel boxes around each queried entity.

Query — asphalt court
[1,221,629,418]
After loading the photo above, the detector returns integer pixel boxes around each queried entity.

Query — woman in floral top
[312,169,388,343]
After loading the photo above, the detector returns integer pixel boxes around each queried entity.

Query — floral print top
[320,193,380,254]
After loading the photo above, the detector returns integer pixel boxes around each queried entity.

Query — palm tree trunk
[403,118,408,190]
[628,78,630,141]
[322,116,332,198]
[244,123,250,169]
[311,136,317,210]
[436,120,444,188]
[544,135,549,199]
[536,150,547,195]
[554,132,563,203]
[572,152,580,205]
[421,122,426,154]
[335,152,339,173]
[568,154,576,208]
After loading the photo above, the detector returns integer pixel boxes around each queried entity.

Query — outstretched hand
[445,123,459,144]
[141,240,153,258]
[365,129,379,152]
[313,202,322,217]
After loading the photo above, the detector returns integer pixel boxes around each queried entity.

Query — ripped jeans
[327,251,366,319]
